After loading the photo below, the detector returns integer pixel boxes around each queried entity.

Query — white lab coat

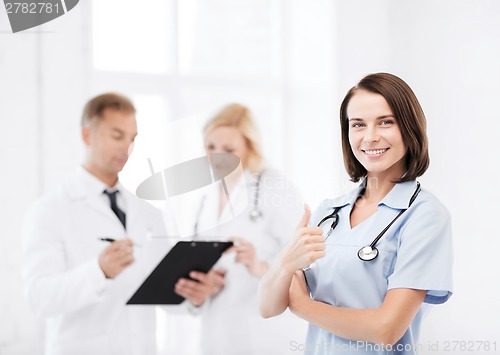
[22,167,171,355]
[195,169,308,355]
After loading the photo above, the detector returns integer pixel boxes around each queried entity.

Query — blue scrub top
[304,180,453,354]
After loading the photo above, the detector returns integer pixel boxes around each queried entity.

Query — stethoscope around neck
[315,181,421,262]
[193,171,264,236]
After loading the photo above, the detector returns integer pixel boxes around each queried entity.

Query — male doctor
[23,93,170,355]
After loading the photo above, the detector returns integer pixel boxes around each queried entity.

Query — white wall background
[1,1,499,354]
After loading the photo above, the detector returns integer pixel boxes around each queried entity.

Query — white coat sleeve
[22,197,108,318]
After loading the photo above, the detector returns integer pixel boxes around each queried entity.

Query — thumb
[297,204,311,229]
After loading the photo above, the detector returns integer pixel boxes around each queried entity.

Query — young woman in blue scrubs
[259,73,453,354]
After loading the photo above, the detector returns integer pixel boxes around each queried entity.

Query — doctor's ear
[82,126,92,146]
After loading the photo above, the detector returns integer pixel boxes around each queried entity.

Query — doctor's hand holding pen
[98,239,135,279]
[175,268,226,306]
[258,205,325,318]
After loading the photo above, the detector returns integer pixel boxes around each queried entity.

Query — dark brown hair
[340,73,429,182]
[81,93,136,127]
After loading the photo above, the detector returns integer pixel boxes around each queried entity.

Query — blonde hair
[203,103,264,173]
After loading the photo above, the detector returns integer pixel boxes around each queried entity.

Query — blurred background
[1,0,499,354]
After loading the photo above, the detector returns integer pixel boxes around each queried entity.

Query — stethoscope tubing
[193,171,264,236]
[316,181,421,262]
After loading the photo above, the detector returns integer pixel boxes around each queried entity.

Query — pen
[98,237,141,247]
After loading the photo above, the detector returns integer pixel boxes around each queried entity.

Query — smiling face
[347,89,407,181]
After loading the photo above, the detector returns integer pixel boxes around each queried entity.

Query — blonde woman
[175,104,307,354]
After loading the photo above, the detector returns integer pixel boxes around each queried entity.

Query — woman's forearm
[291,297,387,344]
[290,285,427,346]
[259,205,327,318]
[258,260,295,318]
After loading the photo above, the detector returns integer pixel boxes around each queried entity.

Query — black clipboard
[127,241,233,305]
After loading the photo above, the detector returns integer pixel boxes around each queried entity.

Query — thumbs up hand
[279,204,326,273]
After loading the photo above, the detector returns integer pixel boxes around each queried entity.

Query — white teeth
[364,149,387,155]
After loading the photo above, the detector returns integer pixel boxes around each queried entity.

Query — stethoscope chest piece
[357,245,378,261]
[313,181,421,263]
[249,208,262,222]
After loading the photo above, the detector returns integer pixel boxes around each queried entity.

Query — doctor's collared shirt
[77,165,128,218]
[303,180,453,355]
